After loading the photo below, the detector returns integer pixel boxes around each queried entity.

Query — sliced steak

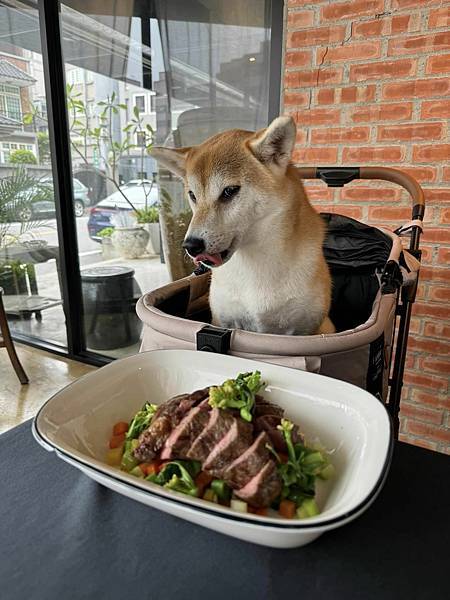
[255,415,303,452]
[133,388,209,461]
[224,431,270,489]
[234,460,281,508]
[254,397,284,418]
[160,399,211,460]
[187,409,235,463]
[202,419,253,478]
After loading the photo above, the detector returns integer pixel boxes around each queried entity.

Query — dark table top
[1,421,449,600]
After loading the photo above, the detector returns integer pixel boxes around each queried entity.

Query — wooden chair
[0,287,29,384]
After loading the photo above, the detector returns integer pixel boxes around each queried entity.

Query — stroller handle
[296,166,425,221]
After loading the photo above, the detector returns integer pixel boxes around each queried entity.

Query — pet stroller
[136,167,424,437]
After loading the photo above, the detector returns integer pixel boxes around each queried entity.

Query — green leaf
[133,105,140,119]
[118,103,127,110]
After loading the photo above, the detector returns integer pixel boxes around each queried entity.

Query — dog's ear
[150,146,191,178]
[249,116,296,171]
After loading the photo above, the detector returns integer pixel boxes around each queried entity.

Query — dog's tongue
[194,253,223,267]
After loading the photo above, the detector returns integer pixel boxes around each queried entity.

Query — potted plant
[97,227,118,260]
[134,206,160,255]
[110,211,149,259]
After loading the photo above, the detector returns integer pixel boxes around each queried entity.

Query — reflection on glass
[60,0,273,358]
[0,0,67,348]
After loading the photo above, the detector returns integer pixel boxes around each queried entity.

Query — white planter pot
[144,222,161,255]
[111,227,150,259]
[101,237,119,260]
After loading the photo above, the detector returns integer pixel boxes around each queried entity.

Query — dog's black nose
[182,236,205,257]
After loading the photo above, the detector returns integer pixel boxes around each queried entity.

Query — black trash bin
[81,266,142,351]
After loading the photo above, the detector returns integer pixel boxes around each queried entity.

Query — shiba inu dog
[151,116,334,335]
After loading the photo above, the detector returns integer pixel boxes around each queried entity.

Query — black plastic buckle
[316,167,360,187]
[197,325,231,354]
[381,260,403,294]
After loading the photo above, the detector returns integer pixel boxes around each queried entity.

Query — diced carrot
[195,471,213,494]
[109,433,126,449]
[113,422,129,436]
[254,507,268,517]
[144,461,162,476]
[138,463,149,475]
[279,499,296,519]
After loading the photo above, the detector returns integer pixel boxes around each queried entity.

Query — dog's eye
[188,191,196,203]
[220,186,240,202]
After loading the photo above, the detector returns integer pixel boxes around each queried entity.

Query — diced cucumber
[297,498,320,519]
[121,451,139,472]
[105,447,123,466]
[130,465,144,478]
[318,463,335,480]
[203,489,219,503]
[230,499,248,513]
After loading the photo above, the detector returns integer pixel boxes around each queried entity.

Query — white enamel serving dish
[33,349,392,548]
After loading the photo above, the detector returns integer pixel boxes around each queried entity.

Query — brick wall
[283,0,450,453]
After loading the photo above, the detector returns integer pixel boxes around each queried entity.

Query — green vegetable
[120,439,140,472]
[129,465,144,478]
[297,498,320,519]
[147,460,201,497]
[208,371,264,422]
[274,419,332,509]
[210,479,231,501]
[126,403,158,440]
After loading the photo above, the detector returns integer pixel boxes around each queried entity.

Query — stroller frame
[138,166,425,439]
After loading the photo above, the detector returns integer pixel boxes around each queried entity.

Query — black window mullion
[37,0,85,356]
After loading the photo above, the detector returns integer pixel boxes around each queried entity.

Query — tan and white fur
[151,116,334,335]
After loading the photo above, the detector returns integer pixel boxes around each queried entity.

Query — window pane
[0,0,67,348]
[60,0,274,359]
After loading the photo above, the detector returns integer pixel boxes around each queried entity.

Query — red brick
[287,10,314,29]
[350,58,416,82]
[412,301,450,320]
[392,0,443,9]
[340,85,376,103]
[292,147,338,163]
[398,434,438,452]
[349,102,413,123]
[413,144,450,162]
[377,123,444,142]
[353,14,416,38]
[284,91,310,107]
[426,53,450,74]
[428,7,450,29]
[392,14,419,34]
[313,204,363,220]
[424,188,450,202]
[383,78,450,100]
[295,129,308,145]
[424,321,450,339]
[288,0,325,5]
[342,186,401,201]
[396,167,437,183]
[403,371,448,393]
[411,388,449,410]
[303,186,334,201]
[320,0,383,21]
[404,420,450,445]
[421,99,450,119]
[316,88,335,105]
[440,207,450,224]
[369,207,411,221]
[429,285,450,302]
[343,146,404,162]
[285,50,312,68]
[420,356,450,376]
[288,26,346,47]
[316,41,381,64]
[294,107,341,125]
[442,167,450,182]
[400,402,443,425]
[419,245,434,263]
[388,32,450,56]
[310,126,370,144]
[420,265,450,283]
[285,68,343,88]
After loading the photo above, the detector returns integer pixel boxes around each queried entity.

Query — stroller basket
[137,167,424,437]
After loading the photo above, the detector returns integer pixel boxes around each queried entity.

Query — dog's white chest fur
[209,249,326,335]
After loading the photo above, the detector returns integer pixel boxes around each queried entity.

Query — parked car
[88,183,159,241]
[12,178,91,221]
